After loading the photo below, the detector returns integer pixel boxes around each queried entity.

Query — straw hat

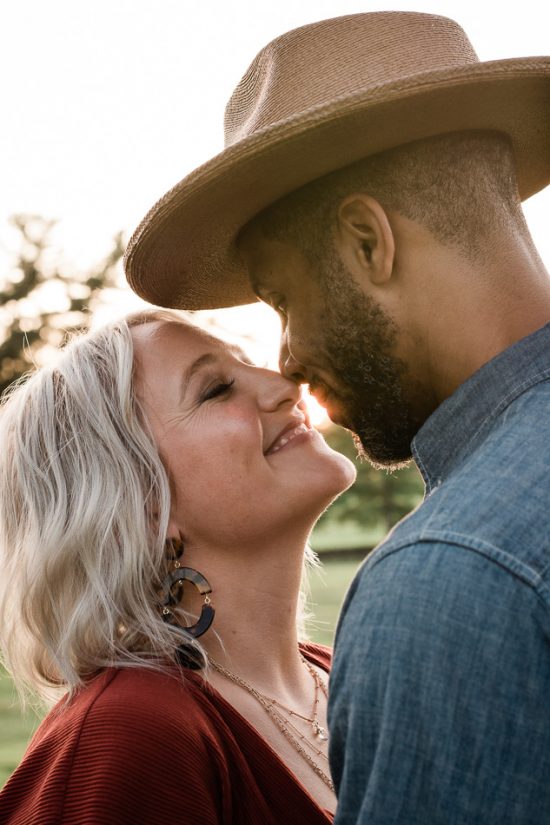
[124,11,550,310]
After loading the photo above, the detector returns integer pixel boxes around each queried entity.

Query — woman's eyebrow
[226,343,255,365]
[179,352,218,402]
[178,346,255,403]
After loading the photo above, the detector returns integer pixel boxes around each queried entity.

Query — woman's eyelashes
[199,377,235,402]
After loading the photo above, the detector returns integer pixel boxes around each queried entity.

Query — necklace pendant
[313,721,328,741]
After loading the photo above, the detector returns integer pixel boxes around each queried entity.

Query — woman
[0,309,356,824]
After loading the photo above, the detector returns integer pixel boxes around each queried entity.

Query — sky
[2,0,549,400]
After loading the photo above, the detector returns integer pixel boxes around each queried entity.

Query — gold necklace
[270,656,329,741]
[209,655,334,792]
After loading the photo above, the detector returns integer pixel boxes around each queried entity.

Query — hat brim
[124,57,550,310]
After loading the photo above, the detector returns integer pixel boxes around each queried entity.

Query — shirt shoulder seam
[368,530,547,594]
[415,371,550,494]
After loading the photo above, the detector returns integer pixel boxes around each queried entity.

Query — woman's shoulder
[299,641,332,671]
[69,666,224,746]
[32,665,228,771]
[1,667,229,824]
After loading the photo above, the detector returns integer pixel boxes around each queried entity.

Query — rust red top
[0,642,333,824]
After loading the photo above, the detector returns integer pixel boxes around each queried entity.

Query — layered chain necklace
[209,653,334,792]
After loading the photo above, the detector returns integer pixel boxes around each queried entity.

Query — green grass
[308,555,363,646]
[0,670,42,789]
[311,521,381,552]
[0,556,362,789]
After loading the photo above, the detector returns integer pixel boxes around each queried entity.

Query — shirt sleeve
[328,541,550,825]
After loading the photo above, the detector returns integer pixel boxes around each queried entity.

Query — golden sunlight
[303,387,330,429]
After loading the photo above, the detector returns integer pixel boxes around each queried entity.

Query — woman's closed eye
[200,378,235,402]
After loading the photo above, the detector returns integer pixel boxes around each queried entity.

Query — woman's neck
[183,529,313,696]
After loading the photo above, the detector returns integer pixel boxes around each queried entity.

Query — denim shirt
[328,323,550,825]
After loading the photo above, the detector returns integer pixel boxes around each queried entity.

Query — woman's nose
[257,368,302,412]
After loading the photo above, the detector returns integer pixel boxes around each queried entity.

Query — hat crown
[224,12,479,147]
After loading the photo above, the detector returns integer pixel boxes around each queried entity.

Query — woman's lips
[265,422,312,455]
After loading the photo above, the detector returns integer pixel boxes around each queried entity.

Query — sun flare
[302,387,330,429]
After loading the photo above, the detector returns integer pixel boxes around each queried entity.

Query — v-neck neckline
[189,642,334,821]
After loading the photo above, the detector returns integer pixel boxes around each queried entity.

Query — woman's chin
[308,452,357,509]
[320,444,358,491]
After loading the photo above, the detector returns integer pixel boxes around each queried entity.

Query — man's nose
[279,337,307,383]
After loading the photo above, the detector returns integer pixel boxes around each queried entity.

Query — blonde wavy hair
[0,311,220,705]
[0,309,317,706]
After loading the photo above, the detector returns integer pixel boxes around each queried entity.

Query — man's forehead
[239,231,307,291]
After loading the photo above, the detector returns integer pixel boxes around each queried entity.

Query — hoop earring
[160,537,215,641]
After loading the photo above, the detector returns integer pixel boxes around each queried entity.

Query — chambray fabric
[329,322,550,825]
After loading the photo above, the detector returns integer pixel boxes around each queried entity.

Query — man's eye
[200,379,235,402]
[269,294,287,316]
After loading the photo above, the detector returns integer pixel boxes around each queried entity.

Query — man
[125,12,550,824]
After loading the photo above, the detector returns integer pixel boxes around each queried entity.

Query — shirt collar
[412,322,550,494]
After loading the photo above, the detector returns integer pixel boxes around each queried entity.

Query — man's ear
[334,194,395,286]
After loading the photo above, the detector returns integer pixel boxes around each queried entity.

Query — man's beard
[319,259,423,469]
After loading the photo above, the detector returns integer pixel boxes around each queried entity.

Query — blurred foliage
[0,215,124,396]
[315,424,424,542]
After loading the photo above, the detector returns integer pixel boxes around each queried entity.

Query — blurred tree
[0,215,124,395]
[315,423,424,537]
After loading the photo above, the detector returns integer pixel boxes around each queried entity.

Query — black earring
[160,537,215,644]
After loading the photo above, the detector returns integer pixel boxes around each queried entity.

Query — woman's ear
[166,518,183,543]
[334,194,395,286]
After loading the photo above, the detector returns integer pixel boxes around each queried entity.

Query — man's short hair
[244,131,526,265]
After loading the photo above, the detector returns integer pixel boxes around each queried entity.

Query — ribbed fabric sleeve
[0,643,332,824]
